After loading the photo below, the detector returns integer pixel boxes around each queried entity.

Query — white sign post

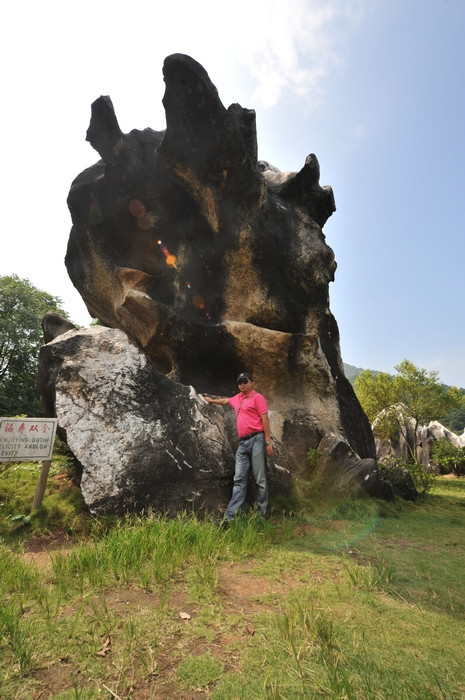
[0,417,59,510]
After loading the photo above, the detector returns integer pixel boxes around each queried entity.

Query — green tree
[354,359,462,464]
[0,275,67,416]
[441,398,465,434]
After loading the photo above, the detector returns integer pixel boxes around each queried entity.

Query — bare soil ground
[19,534,306,698]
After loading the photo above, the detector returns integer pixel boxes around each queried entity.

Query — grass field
[1,459,465,698]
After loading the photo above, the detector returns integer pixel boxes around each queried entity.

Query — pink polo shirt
[228,390,268,438]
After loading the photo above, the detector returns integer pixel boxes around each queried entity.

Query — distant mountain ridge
[343,363,366,384]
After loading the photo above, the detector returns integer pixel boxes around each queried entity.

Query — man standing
[204,372,272,522]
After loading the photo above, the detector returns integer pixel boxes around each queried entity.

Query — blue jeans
[225,432,268,520]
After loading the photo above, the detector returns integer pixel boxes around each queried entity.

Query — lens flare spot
[129,199,146,217]
[137,213,157,230]
[157,239,177,268]
[192,294,205,309]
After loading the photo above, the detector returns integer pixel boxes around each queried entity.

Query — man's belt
[239,431,264,441]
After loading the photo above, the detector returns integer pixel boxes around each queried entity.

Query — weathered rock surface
[314,434,379,497]
[45,53,381,513]
[38,325,289,515]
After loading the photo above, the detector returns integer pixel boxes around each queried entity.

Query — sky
[1,0,464,387]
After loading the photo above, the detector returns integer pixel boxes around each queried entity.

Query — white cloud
[233,0,368,109]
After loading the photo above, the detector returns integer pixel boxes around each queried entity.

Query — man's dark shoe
[215,517,230,529]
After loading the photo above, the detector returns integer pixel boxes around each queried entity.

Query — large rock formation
[42,54,380,514]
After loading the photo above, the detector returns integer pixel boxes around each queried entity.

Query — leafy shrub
[432,439,465,476]
[405,460,436,496]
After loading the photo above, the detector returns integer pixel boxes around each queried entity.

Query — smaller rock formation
[374,410,465,469]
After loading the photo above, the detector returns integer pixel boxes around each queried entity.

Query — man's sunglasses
[238,379,250,385]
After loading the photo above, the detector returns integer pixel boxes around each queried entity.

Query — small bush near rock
[377,456,435,500]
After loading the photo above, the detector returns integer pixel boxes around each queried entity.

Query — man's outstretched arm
[204,396,229,406]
